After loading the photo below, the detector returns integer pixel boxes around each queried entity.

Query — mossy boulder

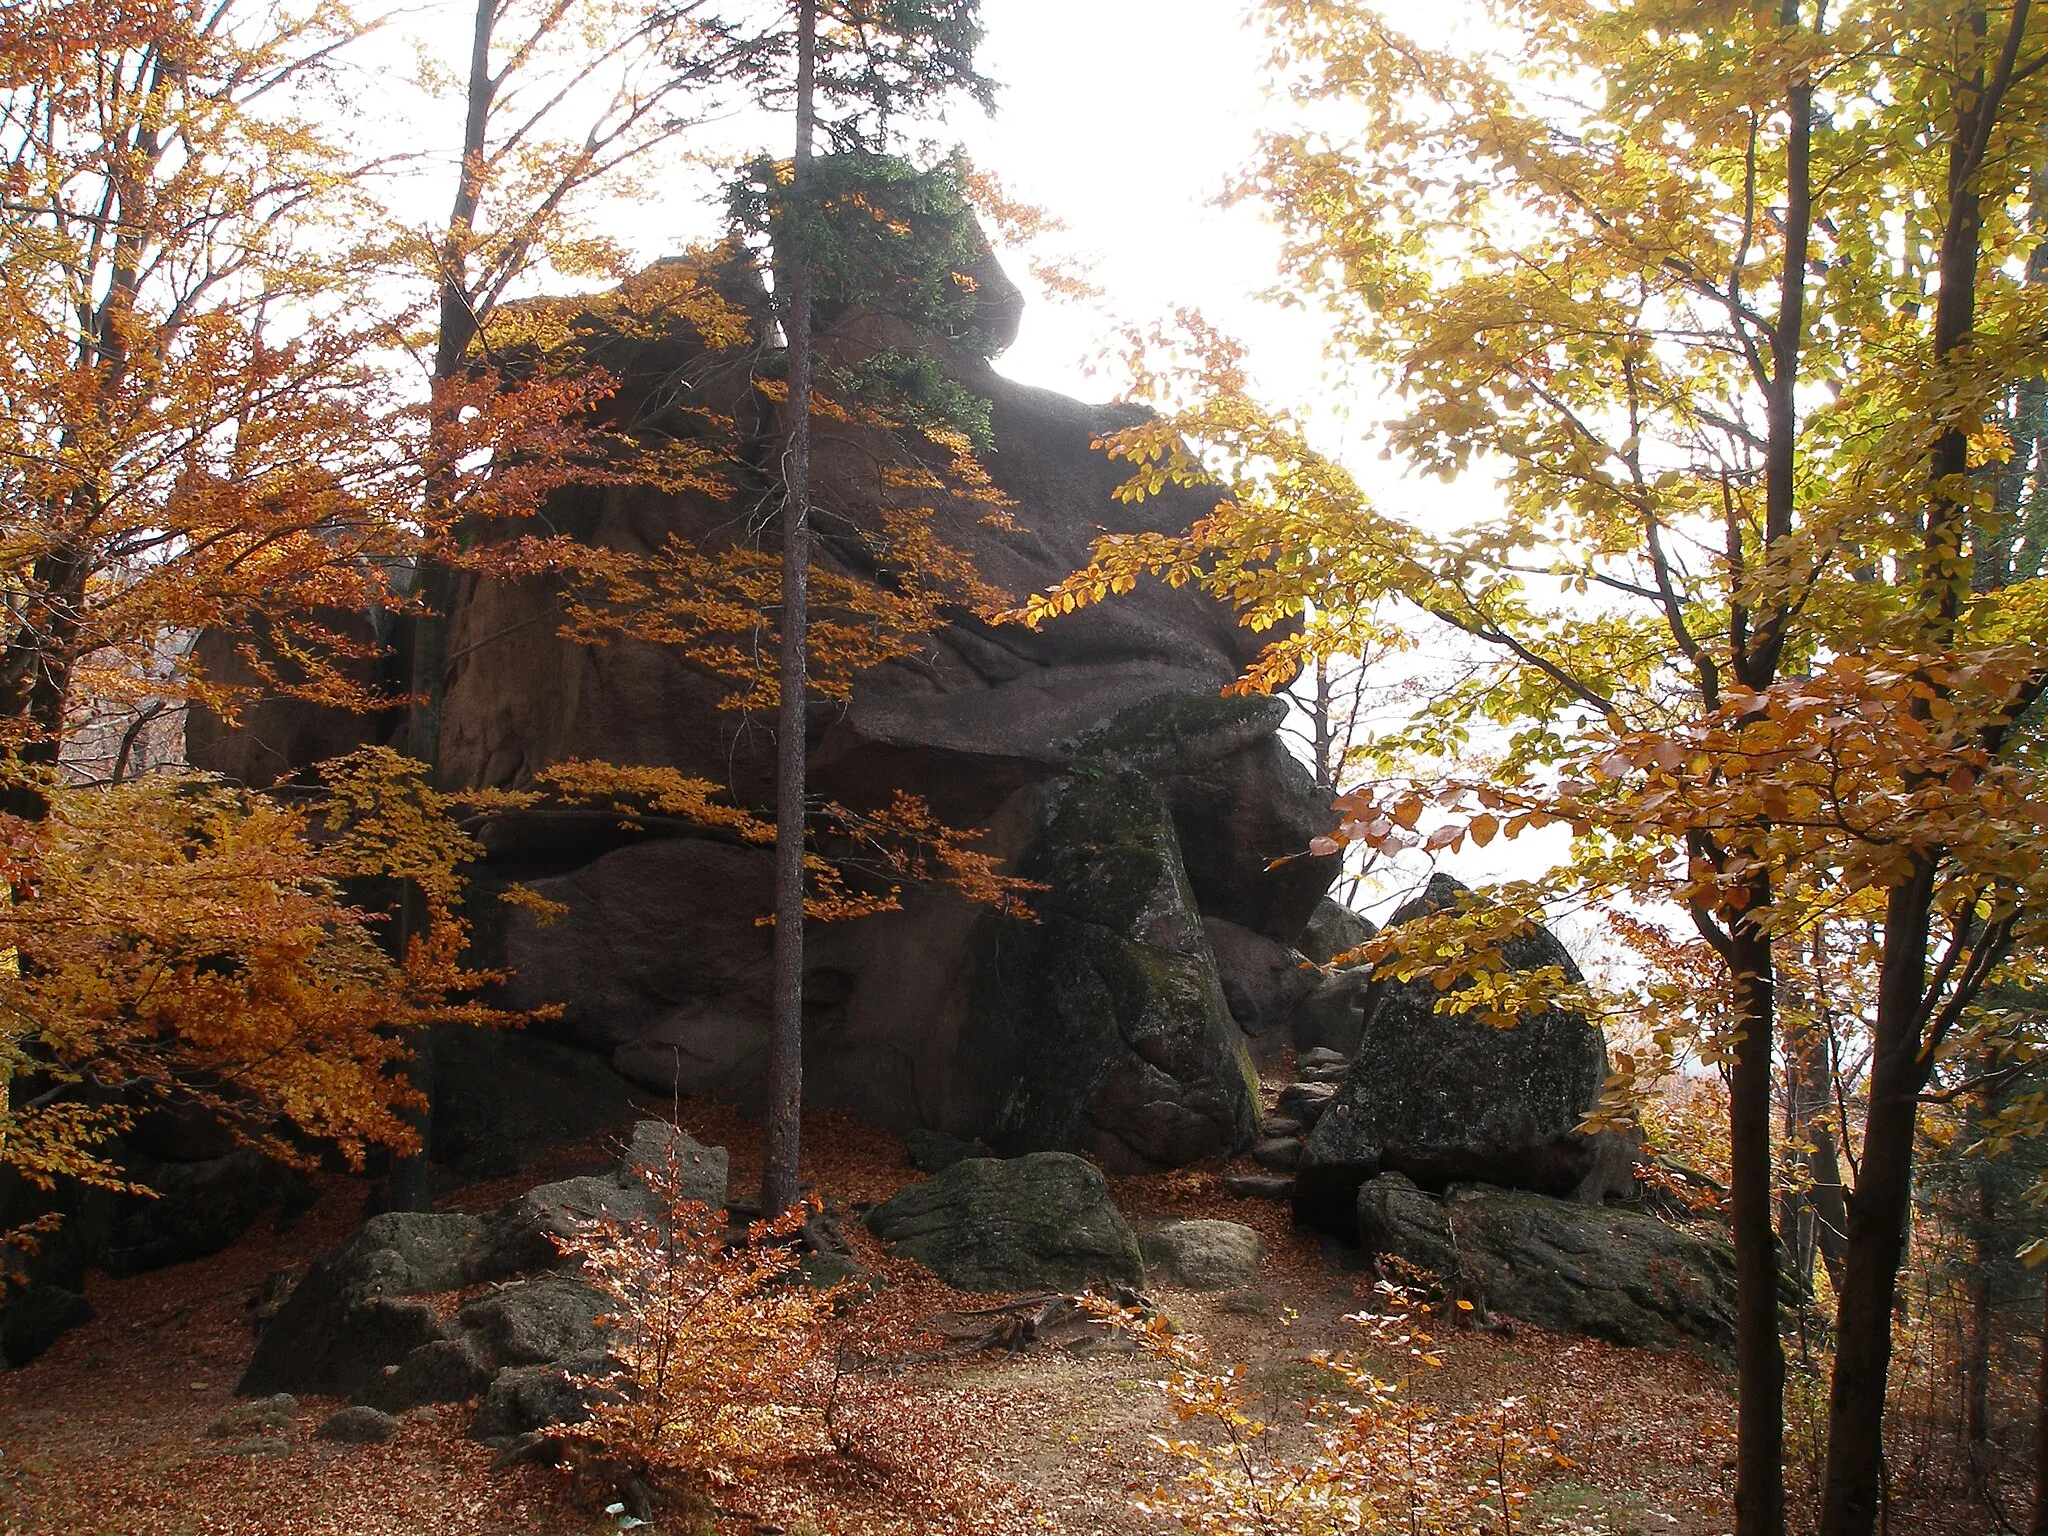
[958,772,1258,1172]
[1140,1219,1266,1290]
[1295,875,1616,1233]
[1356,1174,1736,1351]
[864,1152,1143,1292]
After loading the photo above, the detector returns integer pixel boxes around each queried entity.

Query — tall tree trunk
[1718,16,1816,1528]
[2032,1279,2048,1536]
[1817,12,2034,1524]
[761,0,817,1219]
[1818,862,1937,1536]
[1730,917,1788,1536]
[381,0,501,1215]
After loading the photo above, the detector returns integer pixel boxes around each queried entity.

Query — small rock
[613,1121,728,1210]
[1297,1063,1349,1085]
[904,1129,996,1174]
[0,1284,92,1368]
[1276,1081,1337,1129]
[316,1405,399,1444]
[1223,1173,1295,1201]
[1141,1220,1266,1290]
[457,1274,607,1368]
[1251,1137,1303,1174]
[209,1393,297,1438]
[1258,1115,1304,1140]
[1217,1287,1277,1316]
[1298,1047,1350,1072]
[865,1152,1143,1292]
[469,1353,611,1440]
[797,1252,876,1293]
[361,1338,492,1413]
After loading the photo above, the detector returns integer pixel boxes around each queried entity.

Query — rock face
[428,1027,651,1181]
[1295,876,1613,1234]
[1202,917,1318,1065]
[0,1285,92,1368]
[1286,970,1375,1057]
[1297,898,1376,965]
[959,774,1259,1172]
[1356,1174,1736,1351]
[863,1152,1143,1291]
[187,239,1334,1176]
[2,1135,310,1363]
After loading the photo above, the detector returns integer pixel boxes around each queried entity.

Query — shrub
[554,1147,845,1488]
[1110,1284,1574,1536]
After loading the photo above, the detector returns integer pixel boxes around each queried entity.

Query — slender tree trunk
[1718,17,1815,1528]
[1965,1059,2001,1445]
[762,0,817,1219]
[1782,989,1849,1293]
[1965,1180,1995,1444]
[2032,1280,2048,1536]
[1731,916,1788,1536]
[1818,863,1938,1536]
[381,0,500,1215]
[406,0,497,780]
[1818,14,2035,1523]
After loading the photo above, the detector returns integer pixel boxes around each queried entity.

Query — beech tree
[400,0,778,773]
[1003,5,2048,1534]
[374,0,778,1212]
[0,0,578,1224]
[0,750,530,1215]
[0,0,415,794]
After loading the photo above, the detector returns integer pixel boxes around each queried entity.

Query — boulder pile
[236,1122,723,1443]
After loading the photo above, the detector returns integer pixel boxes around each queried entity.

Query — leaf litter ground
[1,1096,1740,1536]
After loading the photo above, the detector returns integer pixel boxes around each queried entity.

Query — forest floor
[0,1090,1748,1536]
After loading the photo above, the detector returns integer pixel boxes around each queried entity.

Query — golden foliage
[534,760,1038,924]
[1104,1285,1573,1536]
[0,748,530,1203]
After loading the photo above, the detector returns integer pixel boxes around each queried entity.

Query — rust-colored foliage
[554,1147,845,1484]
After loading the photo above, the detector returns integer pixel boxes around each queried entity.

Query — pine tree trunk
[761,0,817,1219]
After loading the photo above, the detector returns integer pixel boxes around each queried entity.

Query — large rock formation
[956,772,1259,1171]
[188,235,1333,1173]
